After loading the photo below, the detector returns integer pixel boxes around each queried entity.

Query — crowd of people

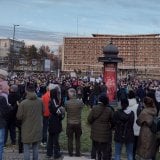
[0,70,160,160]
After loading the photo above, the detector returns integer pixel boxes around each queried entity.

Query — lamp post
[10,24,19,72]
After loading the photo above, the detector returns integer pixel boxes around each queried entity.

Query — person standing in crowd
[0,69,9,104]
[41,84,53,147]
[117,84,128,102]
[89,83,95,109]
[88,94,113,160]
[0,69,10,159]
[136,97,157,160]
[147,84,157,114]
[113,98,134,160]
[82,82,90,106]
[16,84,43,160]
[61,81,71,106]
[0,96,10,159]
[46,85,65,159]
[128,90,140,160]
[5,84,20,146]
[136,85,146,103]
[155,84,160,114]
[16,83,26,154]
[93,82,101,105]
[76,84,83,100]
[65,88,84,157]
[100,82,107,94]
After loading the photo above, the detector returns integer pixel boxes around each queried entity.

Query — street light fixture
[13,24,20,53]
[9,24,19,72]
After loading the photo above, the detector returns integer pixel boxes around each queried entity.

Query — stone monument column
[98,41,123,103]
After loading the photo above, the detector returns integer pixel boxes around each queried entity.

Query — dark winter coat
[83,86,90,101]
[16,92,43,143]
[48,99,65,134]
[136,107,157,159]
[8,91,20,121]
[136,86,146,101]
[0,96,10,129]
[93,83,101,96]
[118,88,127,100]
[88,103,113,143]
[65,98,84,125]
[89,88,95,106]
[113,108,134,143]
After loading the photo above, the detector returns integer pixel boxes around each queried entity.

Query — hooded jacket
[16,92,43,143]
[113,108,134,143]
[88,103,113,143]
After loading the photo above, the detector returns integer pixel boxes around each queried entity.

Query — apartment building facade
[0,39,24,69]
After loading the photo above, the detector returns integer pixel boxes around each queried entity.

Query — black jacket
[113,109,134,143]
[8,91,21,121]
[0,96,10,128]
[48,99,64,134]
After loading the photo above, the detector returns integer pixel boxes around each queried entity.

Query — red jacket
[42,91,50,117]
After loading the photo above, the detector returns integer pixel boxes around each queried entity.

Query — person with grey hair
[65,88,84,157]
[68,88,77,98]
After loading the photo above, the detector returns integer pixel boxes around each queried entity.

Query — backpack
[150,116,160,134]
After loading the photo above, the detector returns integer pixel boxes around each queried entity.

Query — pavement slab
[3,146,92,160]
[3,145,127,160]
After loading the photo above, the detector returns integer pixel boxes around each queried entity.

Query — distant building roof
[92,33,160,38]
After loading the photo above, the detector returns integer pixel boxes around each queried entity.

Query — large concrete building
[0,39,24,57]
[62,34,160,79]
[0,39,25,69]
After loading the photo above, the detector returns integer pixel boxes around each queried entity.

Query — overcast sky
[0,0,160,49]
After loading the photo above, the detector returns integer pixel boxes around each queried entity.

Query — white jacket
[128,98,140,136]
[155,90,160,103]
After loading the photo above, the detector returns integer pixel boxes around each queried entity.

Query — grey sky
[0,0,160,49]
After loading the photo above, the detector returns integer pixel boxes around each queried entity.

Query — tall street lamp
[13,24,20,53]
[10,24,19,72]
